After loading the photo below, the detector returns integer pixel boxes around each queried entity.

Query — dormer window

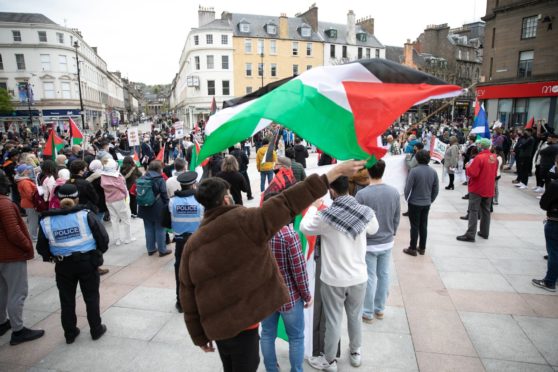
[239,20,250,33]
[325,29,337,39]
[265,22,277,35]
[299,24,311,38]
[356,32,367,42]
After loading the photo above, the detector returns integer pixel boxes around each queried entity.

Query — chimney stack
[279,13,289,39]
[347,10,356,44]
[298,4,319,32]
[357,16,374,35]
[198,6,215,27]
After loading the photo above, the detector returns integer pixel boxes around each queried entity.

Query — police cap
[177,171,198,185]
[56,183,79,199]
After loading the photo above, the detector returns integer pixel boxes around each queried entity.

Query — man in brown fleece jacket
[179,160,365,372]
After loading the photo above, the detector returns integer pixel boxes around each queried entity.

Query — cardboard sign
[128,127,140,147]
[173,121,184,139]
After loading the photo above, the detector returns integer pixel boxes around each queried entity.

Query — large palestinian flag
[191,59,463,169]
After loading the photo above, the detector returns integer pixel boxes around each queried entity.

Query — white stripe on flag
[205,100,257,136]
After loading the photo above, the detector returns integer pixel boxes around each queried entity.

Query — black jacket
[137,171,169,223]
[294,144,309,168]
[539,143,558,171]
[230,149,249,172]
[36,205,109,262]
[68,175,99,213]
[541,179,558,219]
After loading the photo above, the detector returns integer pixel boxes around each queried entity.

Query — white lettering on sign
[542,85,558,94]
[53,227,80,241]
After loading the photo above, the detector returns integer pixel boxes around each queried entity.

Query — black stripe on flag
[354,58,449,85]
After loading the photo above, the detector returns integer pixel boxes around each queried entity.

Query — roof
[231,13,323,42]
[196,18,231,31]
[317,20,383,48]
[0,12,57,25]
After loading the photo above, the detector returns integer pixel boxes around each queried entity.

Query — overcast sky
[7,0,487,85]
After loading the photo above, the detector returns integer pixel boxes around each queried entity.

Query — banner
[128,127,140,147]
[173,121,185,139]
[429,136,447,162]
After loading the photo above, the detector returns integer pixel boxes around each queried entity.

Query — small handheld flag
[69,117,84,146]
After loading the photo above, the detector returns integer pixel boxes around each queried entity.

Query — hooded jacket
[137,171,169,222]
[16,176,36,209]
[101,173,128,203]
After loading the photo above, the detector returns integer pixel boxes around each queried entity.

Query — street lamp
[260,52,264,88]
[73,41,86,129]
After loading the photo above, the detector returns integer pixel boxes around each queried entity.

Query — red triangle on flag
[525,117,535,129]
[43,129,65,159]
[155,144,165,162]
[69,118,84,145]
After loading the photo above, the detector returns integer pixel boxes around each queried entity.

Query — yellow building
[229,11,324,96]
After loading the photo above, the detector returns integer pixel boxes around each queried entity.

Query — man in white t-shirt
[166,158,187,197]
[300,176,378,372]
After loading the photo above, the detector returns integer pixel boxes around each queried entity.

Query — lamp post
[260,52,264,88]
[73,41,86,129]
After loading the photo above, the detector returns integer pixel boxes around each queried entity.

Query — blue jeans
[143,220,166,253]
[363,249,391,319]
[544,220,558,285]
[260,170,274,192]
[260,299,305,372]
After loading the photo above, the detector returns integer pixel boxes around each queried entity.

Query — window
[292,42,299,56]
[12,30,21,42]
[245,63,252,76]
[489,57,494,80]
[491,28,496,48]
[43,82,55,99]
[0,82,6,91]
[300,27,311,37]
[61,82,71,99]
[307,65,312,70]
[258,63,264,77]
[306,43,312,56]
[59,55,68,72]
[267,24,277,35]
[246,86,253,94]
[358,47,363,59]
[57,32,64,44]
[270,40,277,55]
[375,49,380,58]
[194,35,199,45]
[270,63,277,77]
[38,31,47,42]
[207,80,215,95]
[257,39,264,55]
[15,54,25,70]
[342,46,347,58]
[40,54,50,71]
[293,64,299,75]
[240,23,250,33]
[356,33,367,42]
[521,16,537,39]
[194,56,200,70]
[206,55,214,69]
[325,29,337,38]
[366,48,371,59]
[222,80,230,95]
[221,55,229,69]
[518,50,534,78]
[206,34,213,44]
[0,54,3,70]
[221,35,228,44]
[244,39,252,53]
[330,44,336,58]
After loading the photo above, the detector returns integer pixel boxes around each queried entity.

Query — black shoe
[103,215,111,222]
[247,196,254,200]
[462,194,469,200]
[460,215,469,220]
[531,279,556,292]
[0,320,10,336]
[403,248,417,256]
[175,301,183,313]
[512,180,520,184]
[462,181,468,186]
[159,250,172,257]
[445,185,454,190]
[131,214,138,219]
[456,235,475,242]
[402,211,409,217]
[148,250,156,256]
[91,324,107,340]
[66,328,80,344]
[418,249,426,255]
[477,232,488,239]
[10,327,45,345]
[544,255,548,260]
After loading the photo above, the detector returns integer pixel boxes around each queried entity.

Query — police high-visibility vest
[40,210,96,256]
[169,195,202,235]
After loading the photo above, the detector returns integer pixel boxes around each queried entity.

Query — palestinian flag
[192,59,462,168]
[43,129,65,160]
[155,144,165,162]
[69,117,83,145]
[133,151,141,166]
[191,140,209,168]
[525,117,534,129]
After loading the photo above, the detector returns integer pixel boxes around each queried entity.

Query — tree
[0,89,14,114]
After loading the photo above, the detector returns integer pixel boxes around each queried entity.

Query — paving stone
[520,294,558,317]
[114,286,176,313]
[433,257,497,273]
[515,316,558,366]
[448,289,536,316]
[460,312,546,364]
[490,258,548,276]
[482,359,554,372]
[416,352,485,372]
[101,306,173,341]
[440,272,515,292]
[361,306,410,335]
[505,274,558,296]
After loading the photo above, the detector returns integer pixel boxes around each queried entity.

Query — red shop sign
[476,80,558,99]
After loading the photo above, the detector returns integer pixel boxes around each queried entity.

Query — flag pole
[417,82,477,126]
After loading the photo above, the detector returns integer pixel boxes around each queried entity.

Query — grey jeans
[466,192,492,238]
[25,208,39,241]
[0,261,28,331]
[321,281,366,362]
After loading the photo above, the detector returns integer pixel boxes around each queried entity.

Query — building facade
[170,7,234,129]
[478,0,558,128]
[0,12,125,131]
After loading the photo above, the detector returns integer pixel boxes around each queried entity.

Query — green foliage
[0,89,14,114]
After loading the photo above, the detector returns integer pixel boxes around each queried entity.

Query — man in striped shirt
[260,223,312,372]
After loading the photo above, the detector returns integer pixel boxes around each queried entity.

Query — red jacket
[0,195,34,262]
[466,150,498,197]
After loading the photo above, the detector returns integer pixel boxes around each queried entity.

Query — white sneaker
[532,186,539,190]
[115,239,121,246]
[124,238,137,244]
[308,355,337,371]
[514,182,525,188]
[518,185,528,190]
[350,351,362,367]
[534,187,544,193]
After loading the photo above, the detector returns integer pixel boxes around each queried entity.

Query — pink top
[101,174,128,202]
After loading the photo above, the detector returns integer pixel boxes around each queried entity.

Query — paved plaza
[1,153,557,372]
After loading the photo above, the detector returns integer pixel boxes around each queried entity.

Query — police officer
[162,171,202,312]
[37,183,109,344]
